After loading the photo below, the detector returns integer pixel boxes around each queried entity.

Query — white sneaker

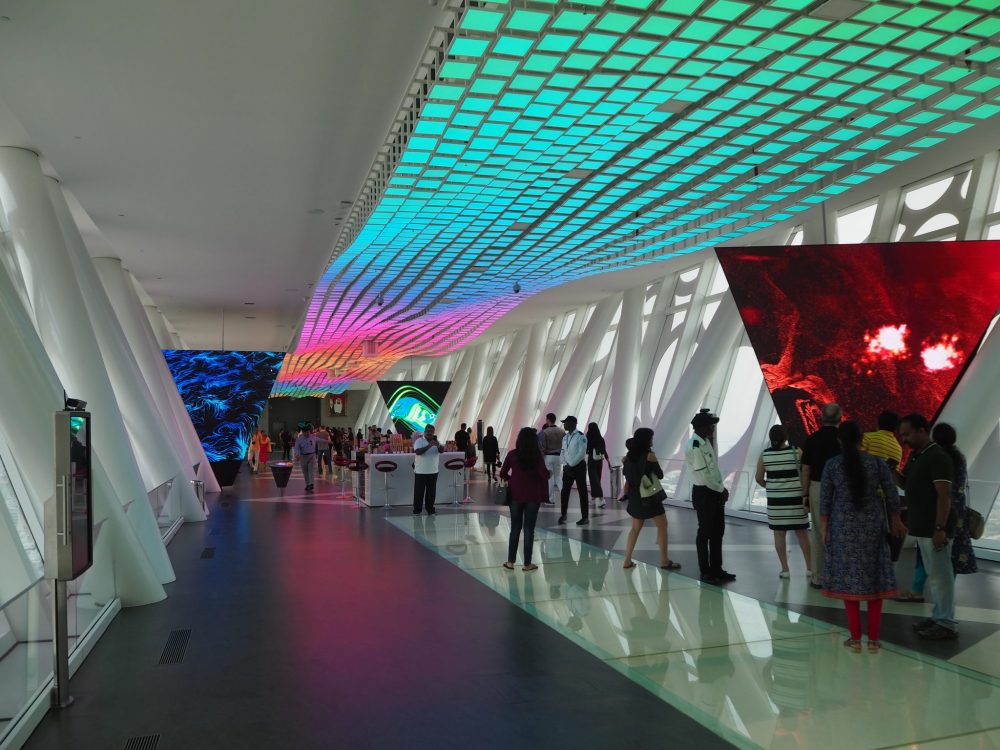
[779,570,790,579]
[598,499,606,509]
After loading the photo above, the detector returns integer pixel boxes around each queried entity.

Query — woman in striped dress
[755,425,812,579]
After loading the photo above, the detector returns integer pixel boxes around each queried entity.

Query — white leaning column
[94,257,221,494]
[0,146,175,585]
[505,321,547,448]
[46,179,206,522]
[547,295,619,420]
[605,288,644,459]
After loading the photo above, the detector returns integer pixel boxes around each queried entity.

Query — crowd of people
[253,401,980,649]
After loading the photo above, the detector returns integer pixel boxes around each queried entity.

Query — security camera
[513,282,521,294]
[376,292,384,306]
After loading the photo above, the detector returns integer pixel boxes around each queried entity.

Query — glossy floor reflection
[390,513,1000,750]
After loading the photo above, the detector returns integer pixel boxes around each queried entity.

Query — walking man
[558,416,589,526]
[295,423,318,492]
[686,410,735,584]
[800,403,842,588]
[540,413,565,504]
[898,413,958,640]
[413,423,442,515]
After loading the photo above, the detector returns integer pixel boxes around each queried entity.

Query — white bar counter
[362,452,468,507]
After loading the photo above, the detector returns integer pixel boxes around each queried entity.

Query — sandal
[844,638,862,653]
[660,560,682,570]
[523,564,538,572]
[868,640,881,653]
[502,562,515,570]
[623,561,637,569]
[893,592,926,603]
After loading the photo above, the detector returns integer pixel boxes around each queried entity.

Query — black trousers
[413,472,438,513]
[508,502,541,565]
[282,445,291,460]
[692,485,726,574]
[484,456,498,479]
[560,461,589,519]
[587,460,604,498]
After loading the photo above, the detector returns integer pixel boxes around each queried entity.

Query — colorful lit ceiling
[273,0,1000,397]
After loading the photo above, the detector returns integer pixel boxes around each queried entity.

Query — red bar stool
[444,457,466,506]
[348,460,367,508]
[333,455,351,492]
[462,456,477,504]
[374,459,398,513]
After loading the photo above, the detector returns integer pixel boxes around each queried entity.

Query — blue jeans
[915,536,956,630]
[508,502,540,565]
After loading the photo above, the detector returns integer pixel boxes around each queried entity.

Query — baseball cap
[560,415,578,425]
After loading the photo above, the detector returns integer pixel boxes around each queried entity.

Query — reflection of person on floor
[541,533,572,600]
[692,586,735,715]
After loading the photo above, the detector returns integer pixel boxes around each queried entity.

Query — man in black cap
[686,409,734,583]
[559,415,590,526]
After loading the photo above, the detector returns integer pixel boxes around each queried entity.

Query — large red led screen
[716,241,1000,447]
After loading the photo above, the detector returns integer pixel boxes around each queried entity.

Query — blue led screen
[163,350,284,462]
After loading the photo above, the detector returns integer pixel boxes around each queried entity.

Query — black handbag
[501,483,512,506]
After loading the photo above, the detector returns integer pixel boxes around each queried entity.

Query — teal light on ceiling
[275,0,1000,396]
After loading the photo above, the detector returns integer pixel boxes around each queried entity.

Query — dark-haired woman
[500,427,551,572]
[933,423,977,577]
[481,426,500,482]
[586,422,611,509]
[820,421,906,652]
[755,425,811,579]
[622,427,680,571]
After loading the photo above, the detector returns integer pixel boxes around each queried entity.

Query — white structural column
[46,180,205,522]
[144,304,174,349]
[0,191,165,606]
[937,324,1000,466]
[0,147,175,585]
[478,328,529,431]
[652,293,744,457]
[93,257,220,494]
[435,348,473,435]
[546,295,620,420]
[605,288,645,459]
[505,321,547,448]
[456,342,487,429]
[355,386,379,430]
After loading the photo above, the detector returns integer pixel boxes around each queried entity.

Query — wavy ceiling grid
[273,0,1000,397]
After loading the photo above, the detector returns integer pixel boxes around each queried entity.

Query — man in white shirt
[540,412,565,503]
[412,423,441,515]
[685,410,734,584]
[558,415,590,526]
[294,423,318,493]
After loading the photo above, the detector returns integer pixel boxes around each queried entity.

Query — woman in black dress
[622,427,680,571]
[586,422,611,509]
[481,426,500,481]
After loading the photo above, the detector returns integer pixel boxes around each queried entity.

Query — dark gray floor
[25,473,736,750]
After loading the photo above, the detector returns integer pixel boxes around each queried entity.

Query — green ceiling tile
[757,91,792,105]
[929,9,979,31]
[564,52,602,70]
[494,36,535,57]
[719,27,762,46]
[579,31,619,52]
[461,8,504,33]
[896,29,943,50]
[933,66,972,83]
[860,26,905,45]
[605,54,642,70]
[553,10,598,31]
[853,4,903,23]
[507,9,549,32]
[619,37,658,55]
[429,84,464,101]
[785,17,832,36]
[440,61,477,80]
[679,18,724,41]
[597,11,641,33]
[845,88,881,105]
[703,0,751,19]
[875,98,911,114]
[450,38,489,57]
[659,39,700,58]
[852,113,887,129]
[968,47,1000,63]
[676,59,713,76]
[744,8,790,28]
[807,61,846,78]
[470,78,505,95]
[696,44,738,62]
[904,110,943,125]
[733,45,771,62]
[422,103,454,119]
[893,6,943,26]
[936,120,974,134]
[967,102,1000,119]
[866,50,908,68]
[638,56,676,74]
[902,82,943,101]
[771,55,809,73]
[937,92,975,110]
[614,0,656,8]
[824,21,867,40]
[657,0,703,14]
[966,75,1000,93]
[933,36,974,56]
[638,15,682,36]
[880,123,916,138]
[969,0,1000,9]
[759,33,800,51]
[714,61,749,77]
[483,58,519,77]
[538,34,579,53]
[871,73,909,91]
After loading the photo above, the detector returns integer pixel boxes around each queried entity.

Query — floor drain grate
[200,547,215,559]
[158,629,191,665]
[123,734,160,750]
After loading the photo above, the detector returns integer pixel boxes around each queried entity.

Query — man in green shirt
[898,413,957,639]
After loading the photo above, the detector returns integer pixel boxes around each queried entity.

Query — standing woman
[481,426,500,482]
[755,425,812,579]
[622,428,680,571]
[500,427,551,571]
[248,430,261,473]
[586,422,611,510]
[933,423,977,577]
[257,430,272,472]
[820,421,906,652]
